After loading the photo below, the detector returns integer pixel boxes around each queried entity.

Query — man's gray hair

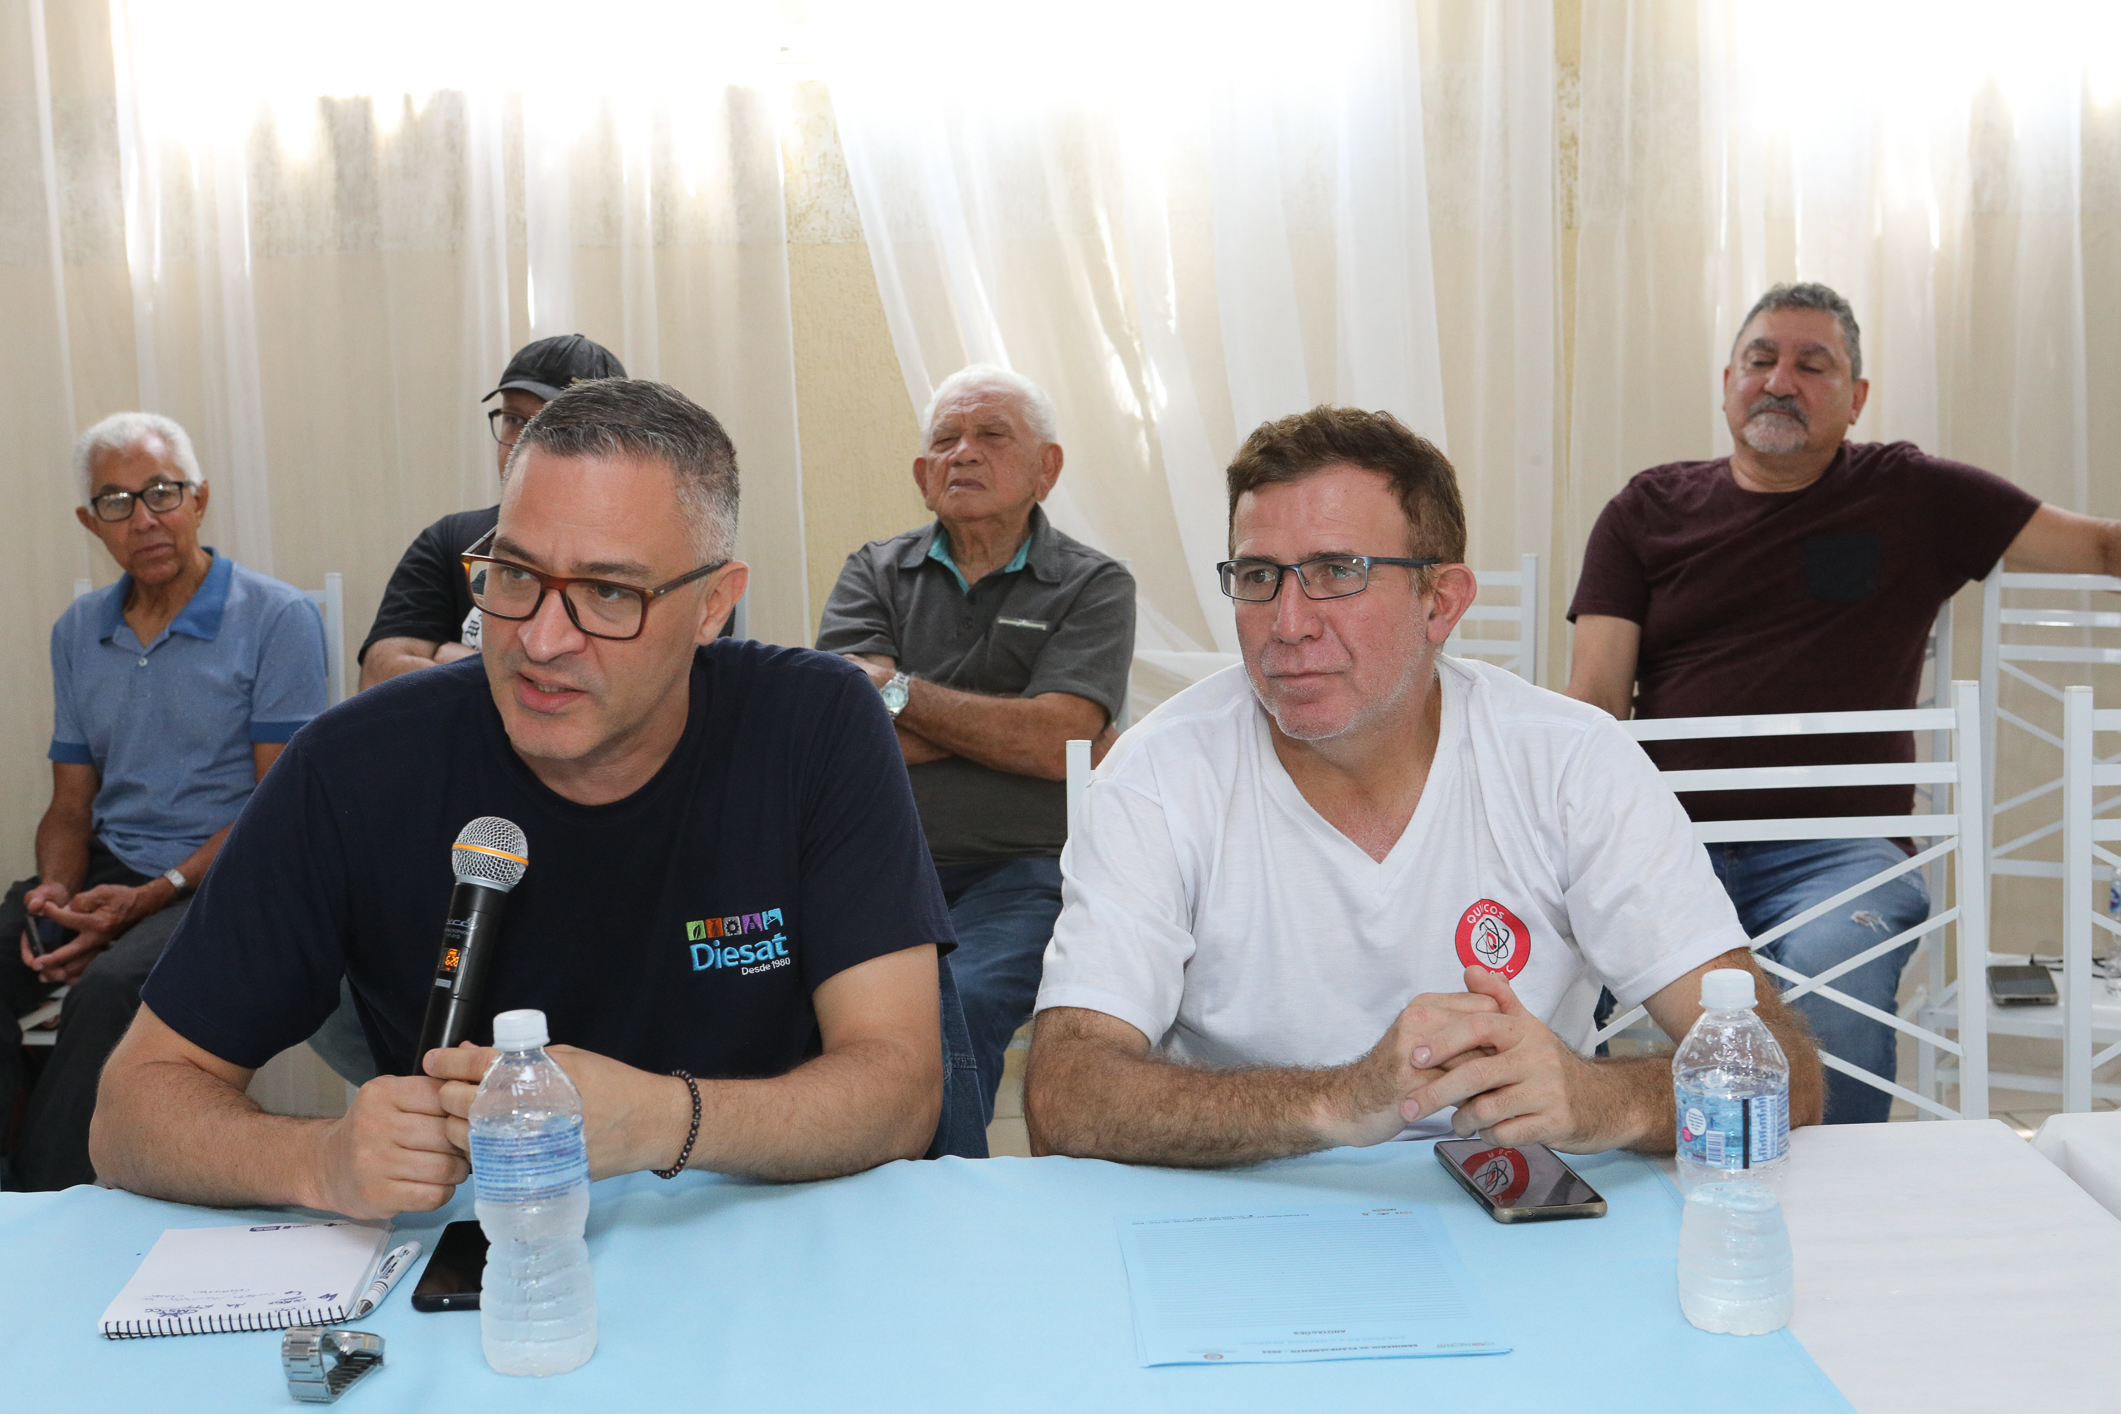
[73,412,201,501]
[920,364,1060,448]
[504,378,739,561]
[1734,282,1864,380]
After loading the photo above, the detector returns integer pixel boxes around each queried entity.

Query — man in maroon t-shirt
[1567,282,2121,1124]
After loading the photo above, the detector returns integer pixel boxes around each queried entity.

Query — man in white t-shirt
[1025,407,1823,1165]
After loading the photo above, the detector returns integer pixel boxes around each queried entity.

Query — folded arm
[432,944,943,1184]
[847,653,1112,778]
[1023,995,1498,1168]
[358,635,475,691]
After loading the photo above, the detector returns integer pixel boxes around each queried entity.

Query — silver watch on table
[880,670,913,719]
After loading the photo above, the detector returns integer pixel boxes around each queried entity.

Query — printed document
[1116,1205,1509,1366]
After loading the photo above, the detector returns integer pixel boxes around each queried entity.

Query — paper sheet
[1116,1204,1509,1366]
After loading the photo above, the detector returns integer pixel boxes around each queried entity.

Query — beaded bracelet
[652,1070,700,1180]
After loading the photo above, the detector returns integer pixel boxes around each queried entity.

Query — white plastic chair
[1607,682,1991,1121]
[2058,687,2121,1112]
[1979,571,2121,884]
[1443,552,1544,685]
[305,572,347,706]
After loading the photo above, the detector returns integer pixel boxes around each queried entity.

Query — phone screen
[1435,1139,1606,1221]
[411,1220,488,1311]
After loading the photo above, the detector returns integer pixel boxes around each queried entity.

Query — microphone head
[452,816,528,891]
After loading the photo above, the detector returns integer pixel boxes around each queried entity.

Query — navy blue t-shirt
[142,642,955,1079]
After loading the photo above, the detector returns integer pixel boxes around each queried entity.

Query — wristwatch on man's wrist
[880,671,914,720]
[162,866,192,899]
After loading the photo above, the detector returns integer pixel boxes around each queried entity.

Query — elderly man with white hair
[818,365,1136,1124]
[0,412,325,1190]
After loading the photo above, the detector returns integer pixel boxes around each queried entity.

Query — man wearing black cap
[358,335,625,690]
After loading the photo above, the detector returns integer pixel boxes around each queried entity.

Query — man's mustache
[1747,394,1807,426]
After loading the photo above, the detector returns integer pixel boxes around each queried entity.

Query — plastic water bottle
[1673,969,1793,1335]
[1673,968,1790,1193]
[470,1009,597,1376]
[1677,1182,1794,1334]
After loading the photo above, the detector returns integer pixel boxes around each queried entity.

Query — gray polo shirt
[817,507,1135,865]
[49,550,328,875]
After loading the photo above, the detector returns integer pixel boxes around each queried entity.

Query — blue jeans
[1708,838,1930,1126]
[934,856,1064,1125]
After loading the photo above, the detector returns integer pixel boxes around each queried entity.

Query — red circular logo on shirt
[1462,1146,1531,1206]
[1455,899,1530,979]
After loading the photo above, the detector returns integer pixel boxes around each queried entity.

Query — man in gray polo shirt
[0,412,326,1190]
[818,365,1134,1122]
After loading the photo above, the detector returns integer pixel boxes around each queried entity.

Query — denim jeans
[933,855,1064,1126]
[1708,838,1930,1126]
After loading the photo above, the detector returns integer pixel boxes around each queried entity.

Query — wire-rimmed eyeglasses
[1216,554,1444,603]
[459,530,727,642]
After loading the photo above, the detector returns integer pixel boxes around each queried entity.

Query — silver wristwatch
[880,670,913,719]
[162,866,192,898]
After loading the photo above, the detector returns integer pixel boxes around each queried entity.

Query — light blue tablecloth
[0,1143,1852,1411]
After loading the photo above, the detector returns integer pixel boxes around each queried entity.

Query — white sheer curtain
[94,0,810,643]
[1570,0,2121,569]
[821,0,1555,699]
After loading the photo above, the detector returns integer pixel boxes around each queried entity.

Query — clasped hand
[1333,966,1626,1155]
[18,879,161,984]
[319,1043,688,1220]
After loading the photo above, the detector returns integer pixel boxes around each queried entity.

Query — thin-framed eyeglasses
[459,530,728,642]
[87,479,195,523]
[488,408,532,447]
[1216,554,1445,603]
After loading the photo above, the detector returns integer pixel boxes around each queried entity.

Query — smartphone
[24,915,66,959]
[1435,1139,1608,1223]
[410,1220,487,1312]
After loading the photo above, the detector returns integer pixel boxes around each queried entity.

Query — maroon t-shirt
[1569,441,2040,822]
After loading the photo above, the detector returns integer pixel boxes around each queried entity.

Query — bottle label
[1675,1086,1789,1171]
[471,1117,589,1205]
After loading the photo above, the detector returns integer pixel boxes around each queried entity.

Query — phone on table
[1435,1139,1607,1223]
[411,1220,488,1312]
[24,915,66,959]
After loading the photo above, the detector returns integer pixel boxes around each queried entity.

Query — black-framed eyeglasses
[488,409,530,446]
[88,479,194,523]
[1216,554,1445,603]
[460,531,728,642]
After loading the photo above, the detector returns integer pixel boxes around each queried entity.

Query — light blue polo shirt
[48,550,328,875]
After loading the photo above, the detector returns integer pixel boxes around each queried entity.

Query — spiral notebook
[99,1220,393,1338]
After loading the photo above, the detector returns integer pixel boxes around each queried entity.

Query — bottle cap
[1700,968,1757,1010]
[491,1009,548,1051]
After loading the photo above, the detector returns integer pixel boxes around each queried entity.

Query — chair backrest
[1612,681,1990,1121]
[1066,738,1091,836]
[2060,686,2121,1113]
[1443,552,1543,685]
[304,572,346,706]
[1979,571,2121,882]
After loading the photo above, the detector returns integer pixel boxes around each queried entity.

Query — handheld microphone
[412,817,529,1072]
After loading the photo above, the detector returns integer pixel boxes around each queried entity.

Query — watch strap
[162,866,192,898]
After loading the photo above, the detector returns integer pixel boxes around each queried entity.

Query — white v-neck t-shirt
[1036,655,1746,1132]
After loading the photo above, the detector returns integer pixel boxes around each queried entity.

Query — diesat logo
[687,907,791,976]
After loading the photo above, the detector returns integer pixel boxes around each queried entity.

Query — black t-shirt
[359,507,498,662]
[1568,440,2040,821]
[142,643,955,1078]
